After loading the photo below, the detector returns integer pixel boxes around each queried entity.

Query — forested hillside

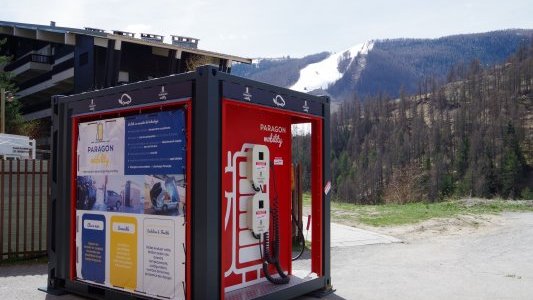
[355,30,533,98]
[323,41,533,203]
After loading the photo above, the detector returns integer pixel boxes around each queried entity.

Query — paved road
[302,216,401,248]
[318,212,533,300]
[1,212,532,300]
[0,264,82,300]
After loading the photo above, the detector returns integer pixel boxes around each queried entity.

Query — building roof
[0,20,252,64]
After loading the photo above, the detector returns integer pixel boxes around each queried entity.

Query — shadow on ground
[299,290,346,300]
[0,263,47,277]
[323,293,346,300]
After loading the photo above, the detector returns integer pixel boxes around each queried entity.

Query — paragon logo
[260,124,287,133]
[118,93,132,106]
[273,95,286,107]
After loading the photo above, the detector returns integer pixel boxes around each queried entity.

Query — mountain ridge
[232,29,533,101]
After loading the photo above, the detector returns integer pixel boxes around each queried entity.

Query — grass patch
[303,193,533,226]
[342,200,533,226]
[332,201,461,226]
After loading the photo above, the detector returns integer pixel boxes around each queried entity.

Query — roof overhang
[0,20,252,64]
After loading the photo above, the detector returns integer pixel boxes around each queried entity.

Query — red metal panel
[221,99,324,296]
[220,102,227,300]
[221,99,293,293]
[245,270,257,282]
[70,117,79,279]
[311,120,323,276]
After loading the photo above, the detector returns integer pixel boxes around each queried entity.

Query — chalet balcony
[3,53,53,82]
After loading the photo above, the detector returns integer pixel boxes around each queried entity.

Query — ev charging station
[47,65,331,300]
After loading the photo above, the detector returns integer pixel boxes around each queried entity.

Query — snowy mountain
[231,29,533,101]
[290,41,374,93]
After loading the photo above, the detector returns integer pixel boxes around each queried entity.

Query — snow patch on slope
[290,41,374,93]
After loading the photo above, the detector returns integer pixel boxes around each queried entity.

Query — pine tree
[500,123,525,198]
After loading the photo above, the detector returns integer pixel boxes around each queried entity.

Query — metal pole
[1,88,5,133]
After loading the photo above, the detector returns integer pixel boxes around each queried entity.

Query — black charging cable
[252,161,290,285]
[261,206,289,284]
[291,209,305,261]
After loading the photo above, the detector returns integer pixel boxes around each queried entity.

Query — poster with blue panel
[81,214,106,283]
[125,110,186,175]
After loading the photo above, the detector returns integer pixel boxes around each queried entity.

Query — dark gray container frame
[47,65,331,300]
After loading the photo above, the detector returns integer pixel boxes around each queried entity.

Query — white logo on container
[158,86,168,100]
[243,87,252,101]
[303,101,309,113]
[118,93,132,106]
[273,95,286,107]
[89,99,96,111]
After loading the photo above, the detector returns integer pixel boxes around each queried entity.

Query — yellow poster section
[110,216,137,290]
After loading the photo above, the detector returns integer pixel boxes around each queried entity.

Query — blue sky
[1,0,532,58]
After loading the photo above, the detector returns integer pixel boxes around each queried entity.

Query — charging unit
[247,144,270,236]
[47,65,331,300]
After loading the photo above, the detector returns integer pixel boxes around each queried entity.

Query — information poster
[81,214,106,283]
[125,110,186,175]
[110,215,138,289]
[75,110,187,300]
[77,118,125,175]
[143,218,175,298]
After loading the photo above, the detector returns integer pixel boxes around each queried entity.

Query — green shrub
[521,187,533,200]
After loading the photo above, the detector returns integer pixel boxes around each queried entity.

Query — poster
[110,215,138,290]
[81,214,106,283]
[125,110,186,175]
[75,110,187,300]
[143,218,176,298]
[77,118,125,175]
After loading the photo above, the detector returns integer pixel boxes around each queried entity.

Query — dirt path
[364,213,505,241]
